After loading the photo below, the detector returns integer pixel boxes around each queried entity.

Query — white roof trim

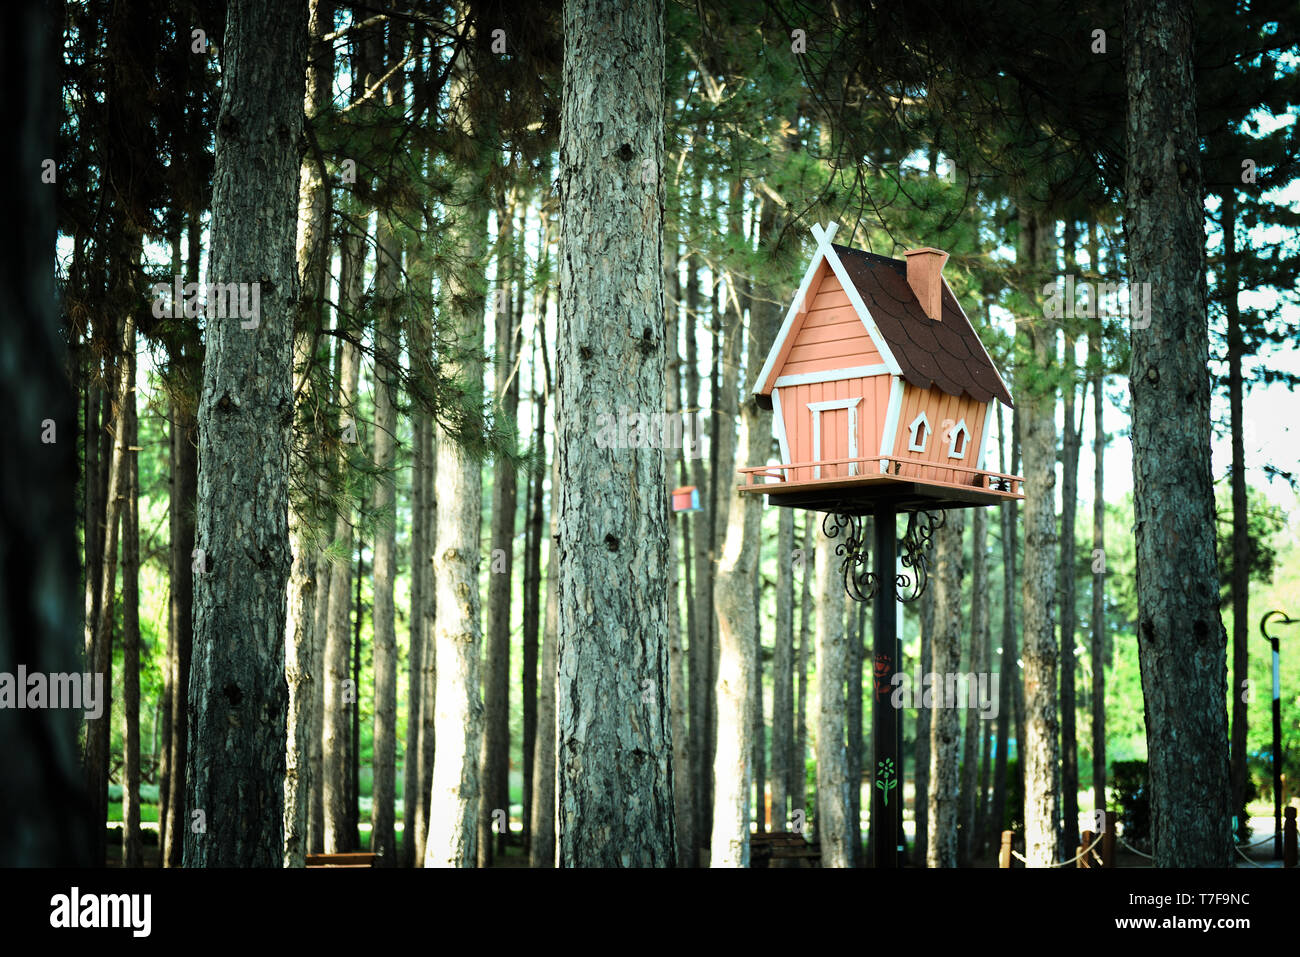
[815,228,903,376]
[751,223,904,397]
[750,223,838,396]
[879,375,904,473]
[771,387,792,474]
[773,363,890,388]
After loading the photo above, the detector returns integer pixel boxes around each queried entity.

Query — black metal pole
[872,505,898,868]
[897,628,906,863]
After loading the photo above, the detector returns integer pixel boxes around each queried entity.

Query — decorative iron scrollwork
[821,511,877,602]
[895,510,945,603]
[822,509,946,604]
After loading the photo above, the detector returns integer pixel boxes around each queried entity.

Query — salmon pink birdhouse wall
[739,223,1023,514]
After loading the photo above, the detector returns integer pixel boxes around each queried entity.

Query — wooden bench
[751,831,821,868]
[305,852,378,868]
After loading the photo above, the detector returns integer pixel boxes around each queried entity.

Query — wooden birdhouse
[738,224,1023,513]
[671,485,701,512]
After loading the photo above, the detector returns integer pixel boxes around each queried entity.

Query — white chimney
[904,247,949,321]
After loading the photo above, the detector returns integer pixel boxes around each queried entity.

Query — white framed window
[808,397,861,478]
[947,417,970,459]
[907,411,930,452]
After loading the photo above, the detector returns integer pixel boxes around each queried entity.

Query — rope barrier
[1237,833,1275,849]
[1233,844,1264,868]
[1118,838,1154,860]
[1007,832,1275,867]
[1007,832,1104,867]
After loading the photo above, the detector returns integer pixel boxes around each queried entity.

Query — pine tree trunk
[404,400,427,867]
[555,0,674,867]
[1059,226,1082,852]
[1016,209,1061,867]
[928,511,966,868]
[664,224,695,865]
[711,409,759,866]
[914,582,934,863]
[529,455,560,867]
[323,232,363,855]
[521,361,546,859]
[370,144,401,870]
[1223,191,1249,836]
[814,530,853,867]
[164,240,198,865]
[793,516,814,823]
[480,195,519,867]
[284,0,333,867]
[990,401,1017,844]
[1124,0,1232,867]
[712,201,782,864]
[845,595,862,865]
[88,308,132,868]
[960,507,988,864]
[1088,218,1107,823]
[184,0,306,867]
[416,416,437,862]
[122,335,142,868]
[771,508,795,832]
[425,16,487,865]
[0,2,92,858]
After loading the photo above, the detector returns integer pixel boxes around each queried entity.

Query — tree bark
[990,401,1017,846]
[0,0,92,860]
[370,97,401,870]
[1223,190,1249,837]
[1089,272,1107,824]
[771,508,795,832]
[814,530,853,867]
[424,9,487,866]
[416,416,437,863]
[664,217,695,865]
[1017,208,1060,868]
[928,511,966,868]
[122,334,141,868]
[529,455,560,867]
[87,306,132,868]
[323,231,363,855]
[1059,226,1082,853]
[164,220,198,866]
[793,515,814,824]
[712,199,783,865]
[846,594,863,865]
[555,0,674,867]
[914,581,935,863]
[183,0,306,868]
[521,203,552,856]
[283,0,333,868]
[480,192,520,867]
[1124,0,1232,867]
[961,506,988,864]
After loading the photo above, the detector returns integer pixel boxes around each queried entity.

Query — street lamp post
[1259,610,1298,860]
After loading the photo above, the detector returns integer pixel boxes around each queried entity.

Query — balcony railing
[738,452,1024,496]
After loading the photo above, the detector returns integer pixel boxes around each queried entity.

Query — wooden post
[1103,810,1116,868]
[999,830,1012,868]
[1285,807,1297,868]
[1078,829,1094,869]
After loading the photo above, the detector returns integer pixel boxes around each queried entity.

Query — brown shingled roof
[832,244,1013,408]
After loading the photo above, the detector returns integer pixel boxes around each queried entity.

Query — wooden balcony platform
[738,455,1024,516]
